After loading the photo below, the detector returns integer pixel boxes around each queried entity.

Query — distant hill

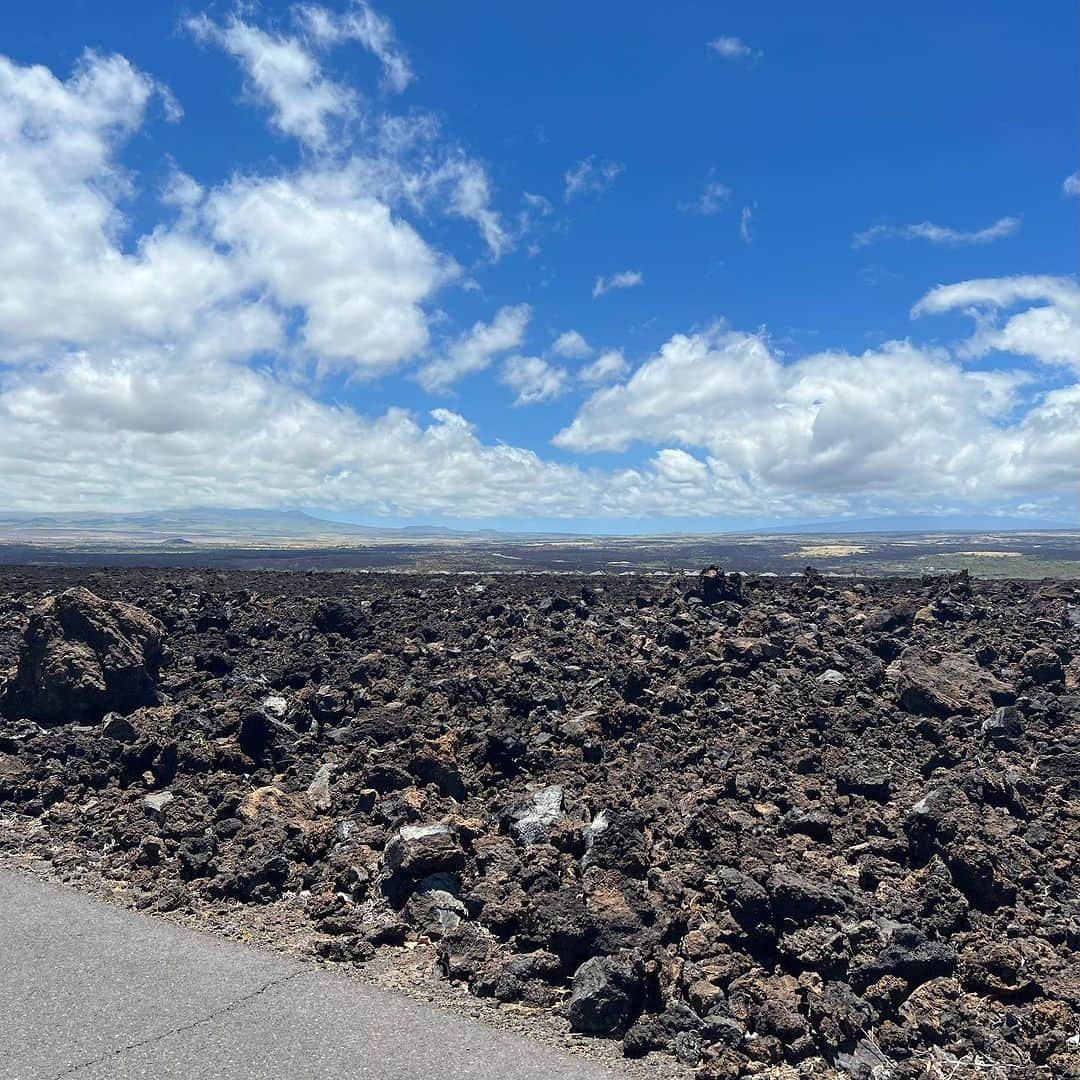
[0,508,500,547]
[744,513,1078,535]
[0,507,1075,550]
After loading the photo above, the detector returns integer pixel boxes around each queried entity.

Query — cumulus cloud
[0,347,587,515]
[499,355,568,405]
[0,42,517,381]
[3,341,828,520]
[564,156,622,200]
[0,40,1075,524]
[652,448,710,485]
[579,349,629,384]
[913,275,1080,372]
[1,314,1076,523]
[161,166,204,210]
[188,7,507,256]
[206,170,449,374]
[416,304,531,391]
[0,49,255,358]
[556,319,1078,511]
[708,36,762,60]
[593,271,643,298]
[854,215,1020,248]
[551,330,592,358]
[1063,172,1079,196]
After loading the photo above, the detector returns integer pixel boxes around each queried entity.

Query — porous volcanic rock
[0,566,1077,1078]
[896,647,1014,717]
[567,953,645,1035]
[1,587,164,725]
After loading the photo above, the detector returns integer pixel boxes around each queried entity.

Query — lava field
[0,565,1077,1079]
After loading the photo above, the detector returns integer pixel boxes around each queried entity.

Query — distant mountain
[745,514,1079,535]
[0,508,499,546]
[0,507,1075,549]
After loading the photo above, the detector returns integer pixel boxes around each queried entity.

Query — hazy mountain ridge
[0,506,1075,546]
[0,508,505,543]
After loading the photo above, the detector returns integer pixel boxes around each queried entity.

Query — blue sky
[0,1,1076,529]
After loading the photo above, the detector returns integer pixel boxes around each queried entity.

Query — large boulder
[1019,647,1064,686]
[312,599,366,640]
[383,823,465,880]
[896,648,1013,717]
[1,587,164,725]
[567,953,644,1035]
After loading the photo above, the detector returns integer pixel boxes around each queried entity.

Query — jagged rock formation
[0,566,1077,1077]
[1,586,164,725]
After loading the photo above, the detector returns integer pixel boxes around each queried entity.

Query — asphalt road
[0,869,616,1079]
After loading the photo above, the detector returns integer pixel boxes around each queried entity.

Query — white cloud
[0,347,587,516]
[2,332,1073,521]
[3,341,816,520]
[708,36,762,60]
[854,215,1020,248]
[739,205,754,243]
[680,179,731,215]
[499,355,568,405]
[1001,383,1080,492]
[0,50,254,357]
[354,133,511,257]
[206,170,449,374]
[523,191,552,215]
[554,321,1080,510]
[0,43,1074,525]
[913,275,1080,372]
[192,8,506,255]
[552,330,592,358]
[296,2,413,93]
[593,271,644,298]
[579,349,629,384]
[1063,172,1079,196]
[438,156,509,257]
[0,303,1076,522]
[188,3,412,151]
[416,304,531,391]
[0,41,523,382]
[653,448,710,485]
[0,46,488,383]
[565,156,622,201]
[558,329,779,455]
[187,13,357,149]
[161,166,204,210]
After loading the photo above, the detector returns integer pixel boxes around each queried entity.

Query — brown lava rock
[2,586,164,725]
[0,566,1077,1077]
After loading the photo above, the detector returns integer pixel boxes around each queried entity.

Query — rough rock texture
[1,587,164,725]
[896,648,1014,718]
[0,566,1077,1079]
[568,954,645,1035]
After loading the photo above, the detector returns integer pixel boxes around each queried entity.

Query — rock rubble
[0,565,1076,1078]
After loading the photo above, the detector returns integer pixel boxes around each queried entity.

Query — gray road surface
[0,869,615,1079]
